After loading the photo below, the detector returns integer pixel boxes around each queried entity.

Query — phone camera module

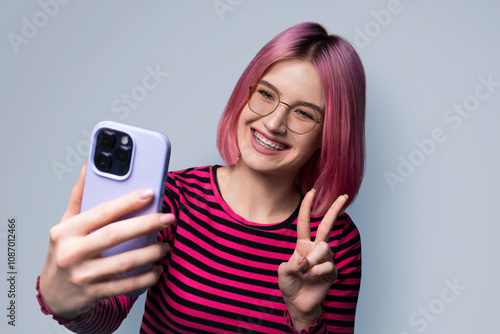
[94,152,112,172]
[97,130,115,150]
[94,128,133,177]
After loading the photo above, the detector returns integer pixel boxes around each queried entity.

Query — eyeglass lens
[248,83,320,134]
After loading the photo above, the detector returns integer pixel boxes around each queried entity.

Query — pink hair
[216,22,366,215]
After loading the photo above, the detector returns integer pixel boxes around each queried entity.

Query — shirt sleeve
[36,275,137,334]
[157,171,180,244]
[324,213,362,333]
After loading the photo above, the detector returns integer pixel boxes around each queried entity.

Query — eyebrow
[258,80,324,115]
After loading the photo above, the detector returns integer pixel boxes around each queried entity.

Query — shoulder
[166,165,213,188]
[311,211,360,242]
[162,165,213,210]
[330,212,361,266]
[168,165,212,180]
[311,211,361,256]
[336,212,361,245]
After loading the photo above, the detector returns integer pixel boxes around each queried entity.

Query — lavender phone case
[81,121,170,297]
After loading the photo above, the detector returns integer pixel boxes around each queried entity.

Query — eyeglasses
[247,82,323,135]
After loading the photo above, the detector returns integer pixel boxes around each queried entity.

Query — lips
[251,129,289,151]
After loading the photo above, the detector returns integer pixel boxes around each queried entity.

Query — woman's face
[236,59,324,178]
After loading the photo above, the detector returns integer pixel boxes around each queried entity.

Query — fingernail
[302,270,311,279]
[155,265,163,274]
[344,194,349,200]
[139,189,154,200]
[298,257,304,265]
[162,243,170,253]
[160,214,172,226]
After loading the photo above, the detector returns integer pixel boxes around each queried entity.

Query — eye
[292,107,316,121]
[257,88,276,102]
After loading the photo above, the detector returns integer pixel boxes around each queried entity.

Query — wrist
[36,275,90,322]
[287,305,323,331]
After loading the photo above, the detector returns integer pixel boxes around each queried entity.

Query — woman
[37,22,365,333]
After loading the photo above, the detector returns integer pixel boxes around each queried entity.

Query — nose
[263,102,288,134]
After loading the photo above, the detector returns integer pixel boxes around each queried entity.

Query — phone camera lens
[94,152,112,172]
[97,130,115,150]
[114,146,131,165]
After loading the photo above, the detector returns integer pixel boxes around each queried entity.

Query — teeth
[252,130,287,151]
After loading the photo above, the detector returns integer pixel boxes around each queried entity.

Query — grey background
[1,1,499,333]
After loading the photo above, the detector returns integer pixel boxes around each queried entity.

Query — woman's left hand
[278,189,348,330]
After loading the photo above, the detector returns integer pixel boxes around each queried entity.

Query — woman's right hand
[39,164,174,320]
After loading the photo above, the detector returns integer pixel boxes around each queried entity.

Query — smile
[252,129,289,151]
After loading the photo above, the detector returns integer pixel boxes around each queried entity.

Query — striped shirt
[37,165,361,333]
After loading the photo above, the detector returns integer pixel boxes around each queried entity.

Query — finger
[91,265,164,299]
[81,213,175,257]
[278,251,311,278]
[315,194,348,243]
[61,164,87,222]
[297,189,316,241]
[77,242,170,282]
[67,188,157,236]
[306,261,338,283]
[304,241,333,269]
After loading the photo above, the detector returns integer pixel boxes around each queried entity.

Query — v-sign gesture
[278,189,349,330]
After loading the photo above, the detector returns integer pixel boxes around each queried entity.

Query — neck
[216,163,302,224]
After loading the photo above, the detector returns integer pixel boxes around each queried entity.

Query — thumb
[61,163,86,221]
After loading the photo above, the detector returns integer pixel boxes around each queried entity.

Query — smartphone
[81,121,171,297]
